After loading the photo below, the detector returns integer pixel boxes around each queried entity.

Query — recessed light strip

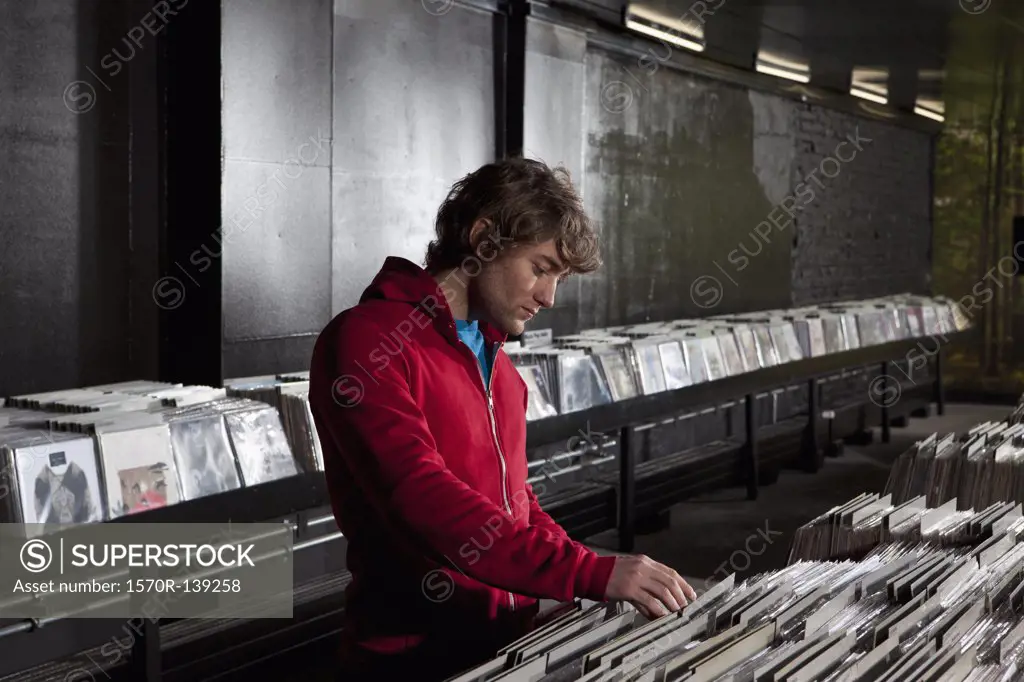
[624,5,705,53]
[913,106,944,122]
[850,87,888,105]
[755,63,810,83]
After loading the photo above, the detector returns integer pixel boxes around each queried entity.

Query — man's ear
[468,218,492,257]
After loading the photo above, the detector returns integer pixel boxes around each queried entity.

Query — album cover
[768,325,795,364]
[806,318,827,357]
[752,325,779,367]
[791,320,812,359]
[96,423,182,518]
[841,314,861,349]
[224,407,299,486]
[682,338,711,384]
[821,316,846,354]
[593,348,638,401]
[717,333,746,376]
[855,311,885,346]
[11,433,105,528]
[733,326,760,372]
[921,306,939,335]
[278,389,324,473]
[657,341,691,390]
[633,343,668,395]
[780,324,805,361]
[516,364,559,420]
[701,336,727,380]
[167,415,243,501]
[557,354,612,414]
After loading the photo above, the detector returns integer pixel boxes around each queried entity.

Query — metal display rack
[0,333,957,682]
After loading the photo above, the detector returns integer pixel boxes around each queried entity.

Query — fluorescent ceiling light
[913,106,944,122]
[755,50,810,83]
[851,67,888,105]
[625,4,705,53]
[851,87,888,104]
[914,97,945,122]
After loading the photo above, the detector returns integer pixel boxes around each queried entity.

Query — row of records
[0,389,305,530]
[508,296,968,419]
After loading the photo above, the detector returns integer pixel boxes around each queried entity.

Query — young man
[309,158,695,681]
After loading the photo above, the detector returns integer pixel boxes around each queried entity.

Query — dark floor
[217,403,1012,681]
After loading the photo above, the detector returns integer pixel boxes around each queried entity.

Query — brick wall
[789,105,933,306]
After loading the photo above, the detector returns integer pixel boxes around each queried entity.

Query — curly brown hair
[425,158,601,275]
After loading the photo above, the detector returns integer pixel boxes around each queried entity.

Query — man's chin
[502,319,525,338]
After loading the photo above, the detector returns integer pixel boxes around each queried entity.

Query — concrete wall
[0,0,161,398]
[1,0,933,391]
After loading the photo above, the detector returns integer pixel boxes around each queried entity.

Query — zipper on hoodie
[468,339,516,612]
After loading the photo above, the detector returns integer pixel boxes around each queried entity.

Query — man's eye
[533,264,546,276]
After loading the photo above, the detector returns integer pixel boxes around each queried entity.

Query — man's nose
[534,279,557,309]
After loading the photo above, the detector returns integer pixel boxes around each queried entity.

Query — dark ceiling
[553,0,1024,119]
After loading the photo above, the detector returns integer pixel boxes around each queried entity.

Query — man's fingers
[646,563,690,610]
[681,578,697,602]
[648,583,682,612]
[637,593,668,619]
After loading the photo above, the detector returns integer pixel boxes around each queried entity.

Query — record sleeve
[97,423,182,518]
[681,338,711,384]
[921,306,939,335]
[516,364,559,420]
[821,315,845,354]
[223,407,299,486]
[733,326,760,372]
[11,433,105,528]
[593,349,641,401]
[807,317,827,356]
[716,333,745,376]
[557,354,612,414]
[167,415,243,500]
[657,341,691,390]
[751,325,779,367]
[841,313,862,349]
[633,343,668,395]
[906,306,925,337]
[701,336,727,380]
[278,388,324,473]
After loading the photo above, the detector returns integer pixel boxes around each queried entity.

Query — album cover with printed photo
[97,423,182,518]
[11,433,105,528]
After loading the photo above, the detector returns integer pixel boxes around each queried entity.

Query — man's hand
[604,555,697,620]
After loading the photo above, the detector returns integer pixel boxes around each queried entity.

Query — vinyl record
[516,364,559,420]
[716,333,745,376]
[12,434,104,527]
[701,336,727,380]
[807,318,827,357]
[557,354,612,414]
[752,326,779,367]
[96,423,182,518]
[168,415,243,500]
[224,408,299,486]
[594,349,641,401]
[682,338,710,384]
[657,341,691,390]
[633,343,668,395]
[733,327,760,372]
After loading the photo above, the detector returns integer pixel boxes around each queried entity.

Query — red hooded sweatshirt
[309,257,616,673]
